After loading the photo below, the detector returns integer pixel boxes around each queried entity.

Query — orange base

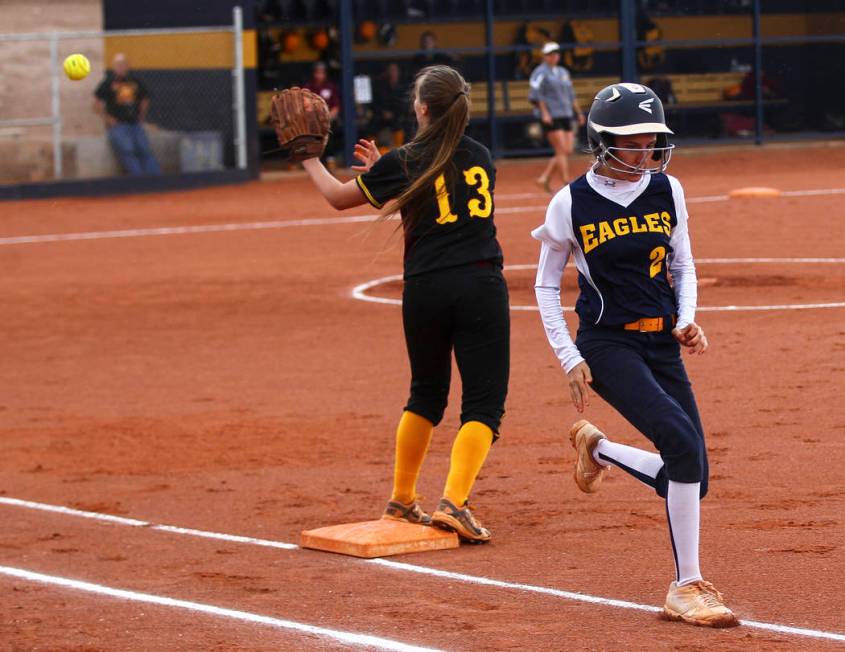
[301,519,459,558]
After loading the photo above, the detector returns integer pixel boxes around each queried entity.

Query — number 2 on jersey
[434,166,492,224]
[649,246,666,278]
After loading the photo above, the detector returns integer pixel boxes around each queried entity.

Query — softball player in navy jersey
[300,65,508,542]
[533,83,738,627]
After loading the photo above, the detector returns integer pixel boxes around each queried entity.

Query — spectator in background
[636,11,666,73]
[412,31,455,77]
[93,53,160,176]
[303,61,341,161]
[721,69,783,137]
[529,42,585,194]
[303,61,340,122]
[372,62,410,146]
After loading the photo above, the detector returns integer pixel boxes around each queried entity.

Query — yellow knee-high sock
[391,411,434,504]
[443,421,494,507]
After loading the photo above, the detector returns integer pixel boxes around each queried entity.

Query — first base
[301,519,459,558]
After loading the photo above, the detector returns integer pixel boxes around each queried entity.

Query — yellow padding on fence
[105,30,257,70]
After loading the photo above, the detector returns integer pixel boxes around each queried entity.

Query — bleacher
[467,71,749,119]
[257,71,749,127]
[257,70,784,151]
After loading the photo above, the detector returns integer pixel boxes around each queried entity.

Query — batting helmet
[586,82,674,175]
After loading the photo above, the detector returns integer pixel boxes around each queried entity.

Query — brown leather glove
[270,87,332,162]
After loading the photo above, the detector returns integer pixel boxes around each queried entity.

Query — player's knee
[460,411,502,439]
[665,436,704,482]
[651,418,702,482]
[405,388,448,427]
[460,389,506,438]
[405,401,446,427]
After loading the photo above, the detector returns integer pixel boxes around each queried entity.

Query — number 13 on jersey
[434,166,492,224]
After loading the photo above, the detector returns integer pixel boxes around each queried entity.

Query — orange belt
[623,316,674,332]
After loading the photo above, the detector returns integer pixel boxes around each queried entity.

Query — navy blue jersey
[569,173,677,326]
[533,169,698,363]
[356,135,504,278]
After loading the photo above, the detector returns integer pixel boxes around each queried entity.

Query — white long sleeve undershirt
[532,168,698,374]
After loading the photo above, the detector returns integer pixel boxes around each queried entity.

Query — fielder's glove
[270,87,331,162]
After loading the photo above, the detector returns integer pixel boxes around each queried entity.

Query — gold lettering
[464,166,492,218]
[434,173,458,224]
[660,211,672,235]
[598,221,616,244]
[650,246,667,278]
[644,212,663,233]
[580,224,598,253]
[629,216,647,233]
[613,217,631,236]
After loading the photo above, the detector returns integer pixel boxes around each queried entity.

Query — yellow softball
[63,53,91,81]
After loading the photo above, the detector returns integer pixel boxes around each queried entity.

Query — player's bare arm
[270,87,369,210]
[301,158,368,210]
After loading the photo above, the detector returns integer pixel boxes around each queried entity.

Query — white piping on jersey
[559,183,605,324]
[572,238,605,324]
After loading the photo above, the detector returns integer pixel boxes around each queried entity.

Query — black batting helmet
[586,82,674,174]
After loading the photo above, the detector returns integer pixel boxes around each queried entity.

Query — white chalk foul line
[2,187,844,247]
[782,188,845,198]
[0,209,547,247]
[2,497,844,643]
[352,258,845,312]
[0,215,382,246]
[687,194,730,203]
[0,497,297,550]
[0,565,439,652]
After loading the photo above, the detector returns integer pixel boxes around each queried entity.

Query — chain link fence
[0,10,246,186]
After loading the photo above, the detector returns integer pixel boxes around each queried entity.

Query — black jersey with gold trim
[356,135,503,278]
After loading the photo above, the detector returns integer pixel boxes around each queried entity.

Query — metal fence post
[50,33,63,179]
[233,6,248,170]
[340,0,356,166]
[484,0,498,158]
[752,0,764,145]
[619,0,637,82]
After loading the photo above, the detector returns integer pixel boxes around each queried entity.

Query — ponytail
[390,66,470,228]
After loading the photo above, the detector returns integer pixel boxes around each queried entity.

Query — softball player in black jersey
[301,65,508,542]
[533,83,738,626]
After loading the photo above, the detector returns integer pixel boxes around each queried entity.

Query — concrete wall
[0,0,103,182]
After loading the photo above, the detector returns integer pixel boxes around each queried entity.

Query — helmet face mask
[596,133,674,176]
[587,83,675,176]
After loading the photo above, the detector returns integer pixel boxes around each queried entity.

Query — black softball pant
[576,326,709,498]
[402,264,510,436]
